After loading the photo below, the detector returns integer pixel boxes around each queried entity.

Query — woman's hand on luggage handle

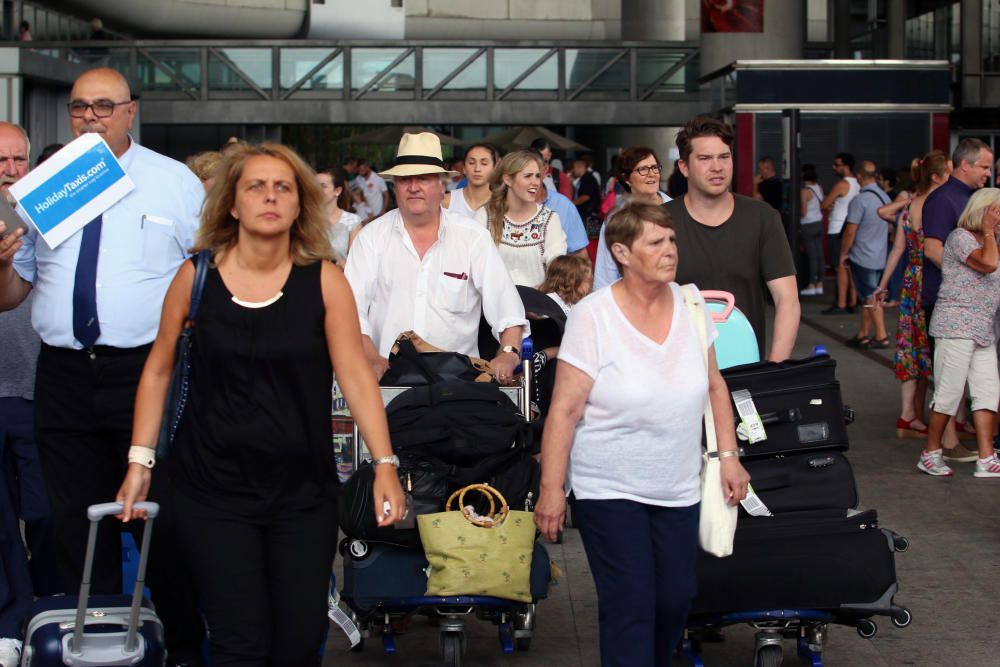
[720,457,751,507]
[116,465,152,523]
[533,486,566,543]
[373,464,406,527]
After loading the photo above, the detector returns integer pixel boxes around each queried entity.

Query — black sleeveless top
[171,258,337,516]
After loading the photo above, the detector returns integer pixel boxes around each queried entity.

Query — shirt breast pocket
[437,276,469,313]
[141,215,183,274]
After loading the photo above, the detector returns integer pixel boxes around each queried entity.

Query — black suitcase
[740,450,858,516]
[722,355,851,459]
[23,502,166,667]
[691,510,906,622]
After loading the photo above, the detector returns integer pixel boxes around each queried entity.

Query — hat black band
[390,155,447,169]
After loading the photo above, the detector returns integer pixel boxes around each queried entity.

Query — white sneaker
[917,449,953,476]
[974,454,1000,478]
[813,285,824,295]
[800,287,817,296]
[0,638,22,667]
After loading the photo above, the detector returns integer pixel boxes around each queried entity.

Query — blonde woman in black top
[118,143,404,666]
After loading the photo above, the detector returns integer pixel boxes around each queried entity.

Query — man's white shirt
[345,208,528,358]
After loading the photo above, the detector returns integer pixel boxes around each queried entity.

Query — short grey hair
[0,121,30,155]
[953,138,991,170]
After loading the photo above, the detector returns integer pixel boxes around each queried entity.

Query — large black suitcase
[740,450,858,516]
[722,355,851,459]
[691,510,906,622]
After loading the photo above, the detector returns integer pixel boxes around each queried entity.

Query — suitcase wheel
[891,607,912,629]
[440,630,466,667]
[856,618,878,639]
[892,535,909,553]
[754,643,783,667]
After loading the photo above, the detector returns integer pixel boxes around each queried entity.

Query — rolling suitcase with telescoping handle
[22,502,166,667]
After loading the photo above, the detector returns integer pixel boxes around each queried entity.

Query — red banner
[701,0,765,34]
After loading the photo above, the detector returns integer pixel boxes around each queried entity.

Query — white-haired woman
[918,188,1000,478]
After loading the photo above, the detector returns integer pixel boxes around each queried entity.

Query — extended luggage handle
[699,290,736,323]
[73,501,159,658]
[446,483,509,528]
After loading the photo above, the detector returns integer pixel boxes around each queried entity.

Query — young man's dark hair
[676,116,734,163]
[530,138,552,153]
[802,163,818,182]
[835,152,856,171]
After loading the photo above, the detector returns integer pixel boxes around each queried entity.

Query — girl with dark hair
[799,163,825,296]
[317,166,361,263]
[444,142,499,219]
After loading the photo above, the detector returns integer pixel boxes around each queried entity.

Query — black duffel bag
[385,381,531,466]
[380,332,496,387]
[338,456,450,549]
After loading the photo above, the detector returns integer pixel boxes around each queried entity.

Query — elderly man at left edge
[0,68,205,666]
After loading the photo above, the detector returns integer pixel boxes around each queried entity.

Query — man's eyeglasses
[67,100,131,118]
[632,164,663,177]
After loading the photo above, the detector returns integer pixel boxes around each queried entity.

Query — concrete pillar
[621,0,686,41]
[887,0,906,59]
[961,0,983,105]
[833,0,852,59]
[700,0,804,78]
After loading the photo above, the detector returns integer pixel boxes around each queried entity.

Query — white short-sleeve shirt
[558,283,718,506]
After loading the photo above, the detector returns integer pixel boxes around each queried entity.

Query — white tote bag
[681,285,737,558]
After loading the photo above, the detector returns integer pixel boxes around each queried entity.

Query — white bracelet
[128,446,156,469]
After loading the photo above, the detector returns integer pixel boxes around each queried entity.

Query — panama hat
[378,132,459,178]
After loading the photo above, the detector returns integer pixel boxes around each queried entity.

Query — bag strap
[680,284,718,456]
[187,249,211,324]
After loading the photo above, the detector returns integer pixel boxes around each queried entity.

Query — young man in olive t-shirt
[666,116,800,361]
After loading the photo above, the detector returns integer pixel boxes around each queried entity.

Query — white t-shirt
[546,292,571,315]
[358,171,388,217]
[446,188,480,220]
[558,283,718,506]
[339,210,362,231]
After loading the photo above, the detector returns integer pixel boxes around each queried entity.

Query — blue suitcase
[22,502,166,667]
[701,290,760,369]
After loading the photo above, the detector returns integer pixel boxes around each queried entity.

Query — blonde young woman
[444,142,499,218]
[117,143,404,666]
[475,149,568,286]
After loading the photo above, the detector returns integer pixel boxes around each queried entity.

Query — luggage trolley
[336,346,550,667]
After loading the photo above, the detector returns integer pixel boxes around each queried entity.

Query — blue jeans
[849,261,883,302]
[572,498,700,667]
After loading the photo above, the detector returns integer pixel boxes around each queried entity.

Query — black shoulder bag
[155,250,211,458]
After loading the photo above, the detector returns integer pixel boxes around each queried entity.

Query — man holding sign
[0,68,205,666]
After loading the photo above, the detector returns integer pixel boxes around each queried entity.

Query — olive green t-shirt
[664,194,796,357]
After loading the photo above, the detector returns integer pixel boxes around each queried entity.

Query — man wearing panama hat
[345,133,527,382]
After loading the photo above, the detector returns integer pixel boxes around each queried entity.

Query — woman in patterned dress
[874,151,951,439]
[477,149,567,286]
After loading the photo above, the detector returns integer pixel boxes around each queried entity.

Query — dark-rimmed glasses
[632,164,663,177]
[67,100,131,118]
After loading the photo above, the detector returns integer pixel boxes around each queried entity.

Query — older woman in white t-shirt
[534,201,749,666]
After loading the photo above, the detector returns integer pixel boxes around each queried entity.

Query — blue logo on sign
[18,142,126,234]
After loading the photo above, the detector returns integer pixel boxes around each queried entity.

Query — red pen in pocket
[443,271,468,280]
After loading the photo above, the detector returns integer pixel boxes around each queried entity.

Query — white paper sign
[9,133,134,249]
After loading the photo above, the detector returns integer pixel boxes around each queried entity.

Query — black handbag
[155,250,211,458]
[339,457,451,549]
[380,333,495,386]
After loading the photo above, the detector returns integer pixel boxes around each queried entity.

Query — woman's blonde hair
[193,142,332,265]
[958,187,1000,233]
[484,149,544,244]
[537,254,592,306]
[186,150,224,182]
[604,201,674,273]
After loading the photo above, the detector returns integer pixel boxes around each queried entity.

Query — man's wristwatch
[500,345,519,357]
[373,455,400,468]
